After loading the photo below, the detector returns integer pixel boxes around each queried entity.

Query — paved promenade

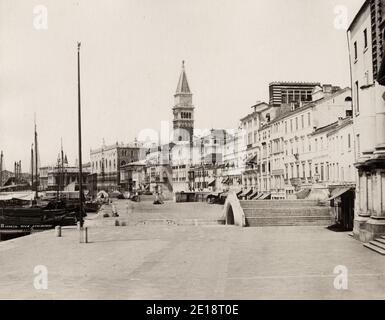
[0,200,385,299]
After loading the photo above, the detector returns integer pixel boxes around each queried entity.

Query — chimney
[322,84,332,94]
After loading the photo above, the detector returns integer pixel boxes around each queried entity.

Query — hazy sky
[0,0,364,170]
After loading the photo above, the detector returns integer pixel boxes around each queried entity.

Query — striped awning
[327,188,352,201]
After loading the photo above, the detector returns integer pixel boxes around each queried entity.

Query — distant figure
[111,203,119,217]
[153,192,163,205]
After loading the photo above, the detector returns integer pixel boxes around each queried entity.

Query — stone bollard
[55,226,62,237]
[79,227,88,244]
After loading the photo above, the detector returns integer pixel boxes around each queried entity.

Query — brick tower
[172,61,194,144]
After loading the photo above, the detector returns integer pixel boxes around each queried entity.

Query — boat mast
[34,116,38,199]
[0,150,3,187]
[61,138,64,197]
[30,145,34,191]
[77,42,84,228]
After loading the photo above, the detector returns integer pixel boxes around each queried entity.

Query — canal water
[0,231,31,241]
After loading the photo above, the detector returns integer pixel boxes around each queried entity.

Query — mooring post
[79,227,88,244]
[55,226,62,237]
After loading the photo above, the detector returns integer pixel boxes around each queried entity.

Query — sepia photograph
[0,0,385,306]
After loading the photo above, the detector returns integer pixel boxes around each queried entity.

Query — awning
[295,188,311,200]
[254,193,264,200]
[259,193,271,200]
[208,192,221,198]
[241,188,253,197]
[208,178,216,187]
[249,190,260,200]
[0,192,35,201]
[246,154,258,164]
[327,188,352,201]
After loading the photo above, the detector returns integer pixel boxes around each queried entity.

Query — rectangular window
[355,81,360,114]
[290,119,293,132]
[301,115,304,129]
[354,41,357,60]
[356,134,360,158]
[348,134,351,149]
[307,113,311,127]
[364,29,368,49]
[285,121,287,134]
[295,117,298,130]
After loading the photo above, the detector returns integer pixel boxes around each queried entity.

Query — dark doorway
[340,189,355,231]
[227,205,235,225]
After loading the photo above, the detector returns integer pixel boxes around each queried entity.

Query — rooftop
[175,61,191,94]
[269,81,321,87]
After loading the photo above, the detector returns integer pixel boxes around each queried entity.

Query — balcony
[271,169,284,176]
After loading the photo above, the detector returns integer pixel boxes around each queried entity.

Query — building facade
[90,141,142,192]
[348,0,385,242]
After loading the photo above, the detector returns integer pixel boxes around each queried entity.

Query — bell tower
[173,61,194,143]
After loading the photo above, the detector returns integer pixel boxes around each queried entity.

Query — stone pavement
[0,222,385,299]
[88,199,225,226]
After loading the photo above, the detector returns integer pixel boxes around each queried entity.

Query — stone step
[369,240,385,251]
[375,238,385,245]
[240,200,320,209]
[246,216,331,227]
[381,236,385,240]
[364,243,385,255]
[243,208,330,217]
[177,219,225,226]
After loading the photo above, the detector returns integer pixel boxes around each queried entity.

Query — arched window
[121,160,126,166]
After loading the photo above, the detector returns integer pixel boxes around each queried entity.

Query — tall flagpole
[77,42,84,228]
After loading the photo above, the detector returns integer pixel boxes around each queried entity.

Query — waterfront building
[222,128,246,191]
[348,0,385,242]
[46,162,90,192]
[120,160,147,192]
[39,165,54,191]
[240,102,278,192]
[90,141,142,192]
[189,129,227,192]
[267,86,352,197]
